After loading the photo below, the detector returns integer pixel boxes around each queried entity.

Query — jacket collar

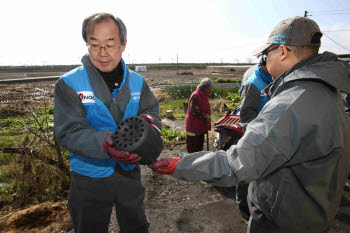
[264,51,350,98]
[256,65,273,85]
[80,55,129,106]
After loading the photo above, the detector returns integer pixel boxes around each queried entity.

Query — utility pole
[304,10,308,17]
[176,52,179,75]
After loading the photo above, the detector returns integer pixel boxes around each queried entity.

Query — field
[0,65,349,233]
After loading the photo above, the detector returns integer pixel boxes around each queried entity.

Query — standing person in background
[241,64,257,85]
[185,78,213,153]
[54,13,160,233]
[149,16,350,233]
[239,57,273,123]
[231,64,257,114]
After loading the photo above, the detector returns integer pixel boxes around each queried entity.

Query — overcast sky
[1,0,349,65]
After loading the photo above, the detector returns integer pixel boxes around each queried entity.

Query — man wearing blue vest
[54,13,160,233]
[239,58,272,123]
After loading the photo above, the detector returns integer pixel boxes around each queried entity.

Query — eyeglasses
[87,43,122,53]
[262,46,292,56]
[260,46,278,64]
[262,46,279,56]
[260,46,292,63]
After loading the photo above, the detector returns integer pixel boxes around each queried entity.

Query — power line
[323,29,350,32]
[323,32,350,52]
[310,12,350,16]
[304,9,350,52]
[308,9,350,13]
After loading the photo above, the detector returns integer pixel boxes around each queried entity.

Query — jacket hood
[266,52,350,97]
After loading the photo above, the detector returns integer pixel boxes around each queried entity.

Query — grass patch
[160,99,187,117]
[215,78,241,83]
[165,86,240,100]
[165,86,197,100]
[174,113,186,119]
[0,105,69,210]
[211,112,225,123]
[161,127,186,144]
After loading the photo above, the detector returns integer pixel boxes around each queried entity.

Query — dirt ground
[0,67,350,233]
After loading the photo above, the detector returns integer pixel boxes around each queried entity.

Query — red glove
[214,124,243,139]
[104,135,142,164]
[140,114,162,135]
[148,157,180,174]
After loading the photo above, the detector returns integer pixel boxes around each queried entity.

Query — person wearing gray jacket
[149,16,350,232]
[239,59,272,123]
[234,58,273,220]
[54,13,160,233]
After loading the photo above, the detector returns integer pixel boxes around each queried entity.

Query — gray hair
[198,78,214,91]
[82,13,127,44]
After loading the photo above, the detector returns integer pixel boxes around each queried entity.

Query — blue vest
[243,65,273,112]
[62,60,143,178]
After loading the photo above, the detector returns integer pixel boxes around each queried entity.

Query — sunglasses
[260,46,292,64]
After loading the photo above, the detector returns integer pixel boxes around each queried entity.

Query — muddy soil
[0,67,349,233]
[2,143,350,233]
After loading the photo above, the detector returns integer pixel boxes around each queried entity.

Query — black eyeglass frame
[260,45,292,64]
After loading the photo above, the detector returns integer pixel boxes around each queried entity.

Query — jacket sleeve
[239,83,260,123]
[173,150,238,187]
[189,95,208,119]
[137,80,161,128]
[173,96,295,185]
[54,78,111,159]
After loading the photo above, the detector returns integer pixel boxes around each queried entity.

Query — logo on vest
[131,92,140,101]
[77,91,95,103]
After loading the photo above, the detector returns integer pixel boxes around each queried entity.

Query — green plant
[210,87,229,99]
[174,113,186,119]
[224,102,240,113]
[0,184,15,208]
[226,94,241,102]
[161,127,186,144]
[0,103,70,210]
[215,78,240,83]
[165,86,197,99]
[159,99,188,116]
[165,85,240,100]
[0,165,11,182]
[228,87,240,93]
[1,118,15,127]
[37,106,54,115]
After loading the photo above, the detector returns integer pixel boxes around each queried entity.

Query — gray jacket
[173,52,350,232]
[238,83,260,123]
[54,56,160,159]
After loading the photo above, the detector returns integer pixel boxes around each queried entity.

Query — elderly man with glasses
[149,16,350,233]
[54,13,160,233]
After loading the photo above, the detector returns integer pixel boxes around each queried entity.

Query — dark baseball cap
[253,16,322,55]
